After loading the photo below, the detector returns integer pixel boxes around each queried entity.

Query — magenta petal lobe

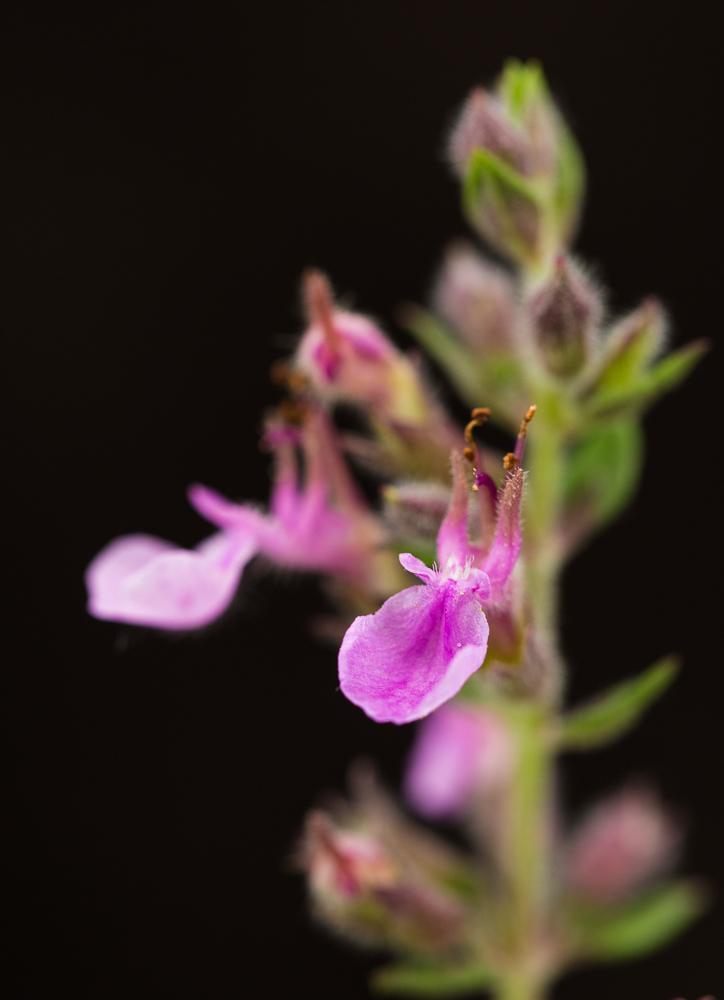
[338,582,489,724]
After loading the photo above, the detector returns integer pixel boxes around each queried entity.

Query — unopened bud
[448,61,585,270]
[433,243,517,354]
[566,788,679,905]
[449,88,531,177]
[301,810,466,951]
[295,271,427,425]
[528,256,602,378]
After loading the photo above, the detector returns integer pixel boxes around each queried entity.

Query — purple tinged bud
[528,256,602,379]
[448,88,531,177]
[301,809,467,952]
[448,63,585,270]
[565,787,679,905]
[433,242,518,354]
[303,812,397,900]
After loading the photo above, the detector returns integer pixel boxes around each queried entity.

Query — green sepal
[372,959,495,997]
[498,58,547,123]
[402,307,488,405]
[570,881,705,961]
[552,118,585,241]
[557,657,679,750]
[563,418,643,537]
[584,340,707,420]
[594,302,667,393]
[463,148,543,268]
[402,307,523,430]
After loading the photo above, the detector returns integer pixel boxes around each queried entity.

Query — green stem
[497,971,545,1000]
[492,396,566,1000]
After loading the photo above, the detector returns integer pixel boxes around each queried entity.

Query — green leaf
[558,657,679,750]
[372,960,495,997]
[585,340,707,420]
[574,881,706,961]
[563,418,643,534]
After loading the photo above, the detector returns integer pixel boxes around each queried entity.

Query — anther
[270,360,310,394]
[463,406,491,464]
[503,403,537,470]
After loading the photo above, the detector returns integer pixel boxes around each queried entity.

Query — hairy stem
[494,399,566,1000]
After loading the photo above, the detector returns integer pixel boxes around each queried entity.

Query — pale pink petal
[85,535,176,617]
[188,483,268,535]
[86,532,256,630]
[338,583,488,725]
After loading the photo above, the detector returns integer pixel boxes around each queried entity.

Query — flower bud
[449,88,532,177]
[565,788,678,905]
[294,270,427,425]
[433,242,517,354]
[528,255,602,378]
[301,810,467,952]
[448,60,585,270]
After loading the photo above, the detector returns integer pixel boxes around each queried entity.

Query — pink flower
[86,408,379,630]
[338,424,528,723]
[189,409,378,578]
[565,787,679,904]
[404,704,513,819]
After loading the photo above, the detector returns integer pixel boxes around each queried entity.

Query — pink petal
[436,452,472,566]
[404,705,513,819]
[338,583,488,724]
[404,705,487,818]
[86,532,256,630]
[482,467,524,592]
[187,484,267,535]
[85,534,176,614]
[399,552,437,584]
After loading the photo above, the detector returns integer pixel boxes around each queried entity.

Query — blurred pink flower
[404,703,513,818]
[566,787,678,904]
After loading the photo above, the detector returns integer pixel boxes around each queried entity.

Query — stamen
[503,403,536,470]
[270,359,309,394]
[303,270,342,349]
[261,401,307,450]
[463,406,491,464]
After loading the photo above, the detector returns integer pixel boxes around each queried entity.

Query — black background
[4,3,723,997]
